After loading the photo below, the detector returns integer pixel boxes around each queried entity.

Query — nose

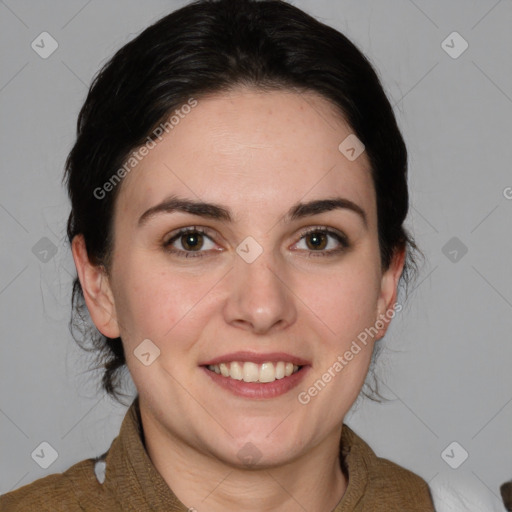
[223,250,297,335]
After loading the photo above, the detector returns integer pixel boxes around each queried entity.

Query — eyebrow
[137,195,367,228]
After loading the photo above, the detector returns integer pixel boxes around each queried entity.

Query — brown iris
[305,231,328,251]
[181,232,204,251]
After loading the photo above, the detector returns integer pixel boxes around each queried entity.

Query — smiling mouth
[205,361,303,383]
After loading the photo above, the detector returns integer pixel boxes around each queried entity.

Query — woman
[0,0,435,510]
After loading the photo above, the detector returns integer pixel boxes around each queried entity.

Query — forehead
[116,88,375,224]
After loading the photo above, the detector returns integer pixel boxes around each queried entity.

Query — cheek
[113,257,223,350]
[294,260,381,345]
[293,263,381,411]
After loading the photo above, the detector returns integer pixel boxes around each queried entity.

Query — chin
[213,429,306,468]
[214,442,301,470]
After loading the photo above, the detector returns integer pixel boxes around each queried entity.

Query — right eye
[163,226,220,258]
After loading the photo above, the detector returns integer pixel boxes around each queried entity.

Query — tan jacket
[1,398,435,511]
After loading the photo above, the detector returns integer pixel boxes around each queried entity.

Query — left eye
[293,228,348,254]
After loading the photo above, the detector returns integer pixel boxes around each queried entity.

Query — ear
[375,246,406,340]
[71,234,120,339]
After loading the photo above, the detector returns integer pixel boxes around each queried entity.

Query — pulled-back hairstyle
[63,0,421,403]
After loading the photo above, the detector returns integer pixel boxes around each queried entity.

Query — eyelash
[162,226,350,259]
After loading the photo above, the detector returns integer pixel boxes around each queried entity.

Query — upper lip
[200,351,311,366]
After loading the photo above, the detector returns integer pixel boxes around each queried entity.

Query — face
[74,88,404,468]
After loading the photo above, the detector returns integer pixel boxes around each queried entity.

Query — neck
[141,408,348,512]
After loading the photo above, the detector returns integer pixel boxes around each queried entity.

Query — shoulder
[367,454,433,502]
[0,458,103,512]
[341,424,435,510]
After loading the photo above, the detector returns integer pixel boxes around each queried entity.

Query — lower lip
[201,366,310,399]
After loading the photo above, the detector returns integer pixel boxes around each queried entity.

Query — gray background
[0,0,511,508]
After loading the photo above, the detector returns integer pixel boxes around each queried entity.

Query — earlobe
[375,247,406,339]
[71,234,120,339]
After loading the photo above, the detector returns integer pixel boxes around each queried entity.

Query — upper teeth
[207,361,300,383]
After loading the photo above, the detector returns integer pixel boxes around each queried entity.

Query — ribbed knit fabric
[1,398,435,511]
